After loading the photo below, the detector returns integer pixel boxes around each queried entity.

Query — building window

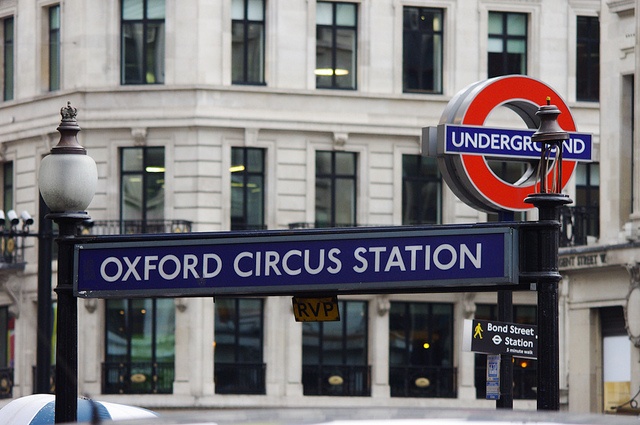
[2,17,14,101]
[231,147,265,230]
[474,304,537,400]
[315,1,357,90]
[576,16,599,102]
[120,147,165,227]
[49,5,61,91]
[487,12,527,78]
[315,151,357,227]
[232,0,265,85]
[402,155,441,225]
[302,300,370,396]
[103,299,175,394]
[121,0,165,84]
[214,298,265,394]
[575,162,600,239]
[402,7,443,94]
[2,161,13,211]
[389,302,455,398]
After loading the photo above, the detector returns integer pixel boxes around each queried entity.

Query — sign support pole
[497,211,514,409]
[525,193,571,411]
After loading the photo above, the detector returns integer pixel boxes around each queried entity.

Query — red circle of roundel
[460,76,577,211]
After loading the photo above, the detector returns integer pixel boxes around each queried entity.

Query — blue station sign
[442,124,593,162]
[73,225,518,298]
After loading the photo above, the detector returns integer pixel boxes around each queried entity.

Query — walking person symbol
[474,322,483,339]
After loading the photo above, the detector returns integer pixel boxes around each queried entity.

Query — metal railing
[0,367,13,399]
[302,364,371,396]
[560,206,599,247]
[389,366,457,398]
[85,219,192,235]
[102,361,174,394]
[214,362,266,394]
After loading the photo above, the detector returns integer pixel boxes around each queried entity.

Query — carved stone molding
[131,127,148,146]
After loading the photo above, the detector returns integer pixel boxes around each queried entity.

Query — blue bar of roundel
[444,124,592,162]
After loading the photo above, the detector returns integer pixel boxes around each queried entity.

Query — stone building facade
[0,0,635,415]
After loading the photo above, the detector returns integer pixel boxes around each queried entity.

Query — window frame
[402,6,444,94]
[2,16,14,101]
[231,0,266,85]
[230,147,266,230]
[302,300,370,396]
[487,11,528,78]
[214,298,266,395]
[120,146,165,228]
[401,154,442,225]
[315,150,358,228]
[48,5,61,92]
[315,1,358,90]
[103,298,175,394]
[120,0,165,85]
[576,15,599,102]
[389,301,455,398]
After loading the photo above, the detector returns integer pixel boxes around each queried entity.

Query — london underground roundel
[435,75,582,213]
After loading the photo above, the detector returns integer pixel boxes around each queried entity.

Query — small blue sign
[73,226,518,298]
[443,124,593,162]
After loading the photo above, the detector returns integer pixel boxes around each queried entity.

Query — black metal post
[524,193,571,411]
[496,210,514,409]
[50,212,88,424]
[35,195,53,394]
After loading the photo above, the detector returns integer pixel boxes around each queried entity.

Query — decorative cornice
[607,0,635,15]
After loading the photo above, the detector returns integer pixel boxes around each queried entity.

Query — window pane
[507,13,526,35]
[246,23,265,83]
[145,23,165,83]
[3,18,14,101]
[247,0,264,20]
[231,22,246,82]
[316,2,333,25]
[123,148,143,171]
[145,172,165,220]
[335,178,355,225]
[50,6,60,29]
[106,300,128,362]
[123,0,144,19]
[130,299,153,362]
[335,28,356,89]
[246,147,264,173]
[335,151,355,175]
[315,177,332,225]
[487,38,503,53]
[231,0,244,20]
[215,299,238,363]
[316,27,334,87]
[403,8,443,93]
[122,175,143,220]
[122,23,145,83]
[336,3,356,26]
[316,151,332,175]
[155,299,175,363]
[345,302,367,365]
[507,39,525,54]
[147,0,165,19]
[488,12,502,35]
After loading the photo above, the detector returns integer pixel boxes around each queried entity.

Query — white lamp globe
[38,102,97,213]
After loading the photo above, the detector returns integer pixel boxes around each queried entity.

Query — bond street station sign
[463,319,538,359]
[73,225,518,298]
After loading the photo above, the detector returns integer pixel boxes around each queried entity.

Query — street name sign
[463,319,537,359]
[73,225,518,298]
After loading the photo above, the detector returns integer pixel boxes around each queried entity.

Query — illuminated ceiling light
[423,342,430,349]
[230,165,246,173]
[314,68,350,76]
[145,166,165,173]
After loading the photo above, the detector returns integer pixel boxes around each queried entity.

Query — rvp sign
[292,296,340,322]
[423,75,593,212]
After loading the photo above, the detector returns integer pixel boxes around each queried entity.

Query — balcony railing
[214,362,266,394]
[0,367,13,399]
[86,219,192,235]
[302,364,371,396]
[102,361,174,394]
[560,206,599,247]
[389,365,457,398]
